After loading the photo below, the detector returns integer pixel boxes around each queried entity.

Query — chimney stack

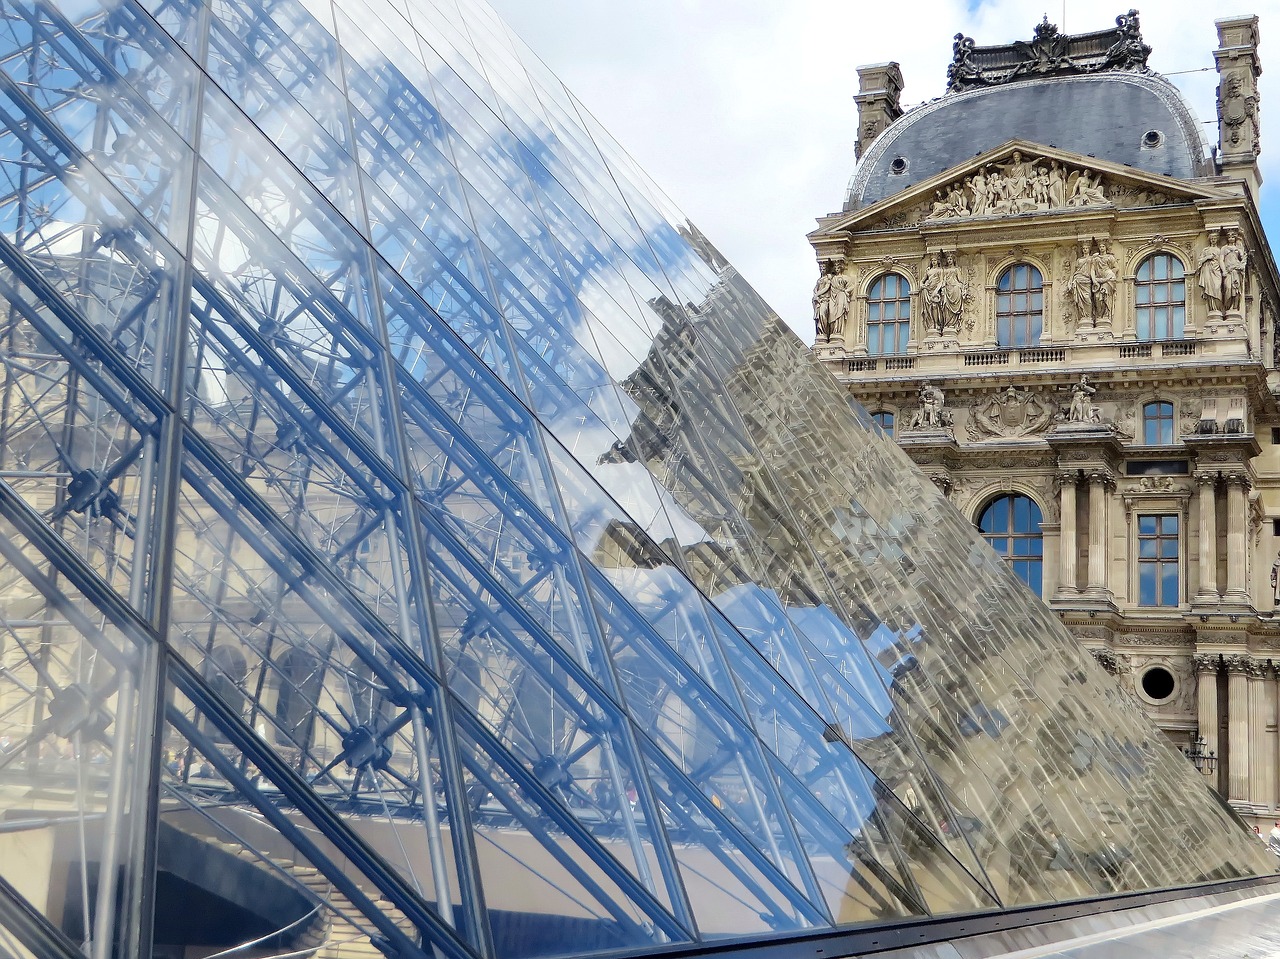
[1214,16,1262,196]
[854,62,904,161]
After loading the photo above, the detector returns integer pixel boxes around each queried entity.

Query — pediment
[817,140,1232,237]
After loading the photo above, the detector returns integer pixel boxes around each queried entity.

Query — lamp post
[1183,735,1218,775]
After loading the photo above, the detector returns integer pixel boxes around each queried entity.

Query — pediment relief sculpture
[967,386,1054,440]
[922,151,1108,222]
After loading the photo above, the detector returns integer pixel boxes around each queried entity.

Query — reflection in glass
[0,0,1270,957]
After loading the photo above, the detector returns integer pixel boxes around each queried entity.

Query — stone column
[1194,472,1218,602]
[1226,654,1252,804]
[1225,472,1250,601]
[1085,470,1111,595]
[1194,653,1221,792]
[1250,658,1271,809]
[1056,472,1078,597]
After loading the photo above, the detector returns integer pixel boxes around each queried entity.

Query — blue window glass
[872,410,895,436]
[996,264,1043,348]
[1138,514,1180,606]
[867,273,911,355]
[1135,253,1186,340]
[979,495,1042,594]
[1143,401,1175,444]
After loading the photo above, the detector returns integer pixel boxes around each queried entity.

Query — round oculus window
[889,156,908,175]
[1141,129,1164,148]
[1140,666,1175,702]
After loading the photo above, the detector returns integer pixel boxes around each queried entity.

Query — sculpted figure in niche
[812,259,851,341]
[1196,229,1225,315]
[1221,228,1248,314]
[1272,551,1280,607]
[1067,239,1118,324]
[909,381,952,431]
[921,252,968,335]
[1065,374,1102,423]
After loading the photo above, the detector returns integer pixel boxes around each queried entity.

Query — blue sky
[491,0,1280,341]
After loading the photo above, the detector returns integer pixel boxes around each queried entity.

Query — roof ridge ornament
[947,9,1152,93]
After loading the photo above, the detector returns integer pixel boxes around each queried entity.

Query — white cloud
[489,0,1280,342]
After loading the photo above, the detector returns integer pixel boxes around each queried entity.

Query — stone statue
[1196,229,1225,315]
[969,169,991,215]
[1093,240,1118,317]
[921,252,968,335]
[1067,239,1118,324]
[919,253,942,333]
[909,381,952,431]
[1065,374,1101,424]
[1067,168,1106,206]
[1047,161,1067,208]
[1272,552,1280,607]
[1221,228,1248,314]
[812,260,850,341]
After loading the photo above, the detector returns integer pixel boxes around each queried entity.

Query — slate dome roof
[846,72,1211,212]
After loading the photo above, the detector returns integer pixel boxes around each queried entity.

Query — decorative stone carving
[1220,71,1260,154]
[1271,551,1280,607]
[946,13,1151,92]
[967,386,1054,440]
[1221,228,1248,314]
[1065,239,1118,325]
[1197,230,1225,315]
[1089,648,1122,675]
[1222,653,1252,675]
[1136,476,1176,492]
[905,381,953,432]
[919,251,970,335]
[1191,653,1220,674]
[1063,374,1103,424]
[812,260,853,342]
[921,152,1108,222]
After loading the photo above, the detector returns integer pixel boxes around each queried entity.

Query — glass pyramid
[0,0,1269,956]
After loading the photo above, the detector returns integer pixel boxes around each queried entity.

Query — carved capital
[1191,653,1221,674]
[1222,653,1252,675]
[1054,470,1080,491]
[1089,648,1123,675]
[1085,468,1116,490]
[1193,470,1219,488]
[928,472,954,496]
[1224,470,1252,490]
[1245,657,1270,678]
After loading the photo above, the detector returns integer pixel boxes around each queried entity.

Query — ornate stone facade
[821,13,1280,828]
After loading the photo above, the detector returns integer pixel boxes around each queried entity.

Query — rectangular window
[1137,514,1179,606]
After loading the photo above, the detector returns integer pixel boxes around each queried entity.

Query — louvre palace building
[0,2,1277,959]
[810,13,1280,830]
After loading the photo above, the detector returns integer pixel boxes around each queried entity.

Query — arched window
[275,648,322,746]
[978,494,1043,594]
[1142,401,1175,445]
[1135,253,1186,340]
[866,273,911,355]
[206,645,248,743]
[872,410,894,437]
[996,264,1043,348]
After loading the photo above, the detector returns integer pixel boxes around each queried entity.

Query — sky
[489,0,1280,343]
